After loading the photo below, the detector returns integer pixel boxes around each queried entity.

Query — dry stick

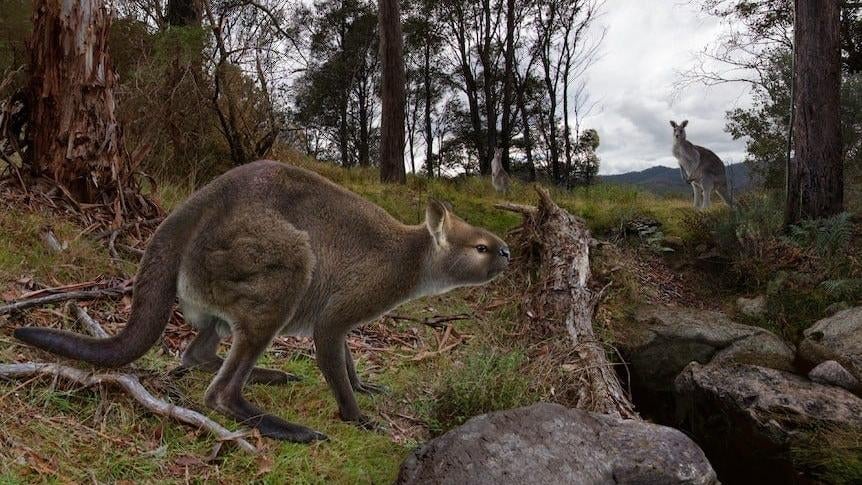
[67,302,109,338]
[0,363,257,454]
[2,306,257,454]
[496,187,639,420]
[0,286,131,316]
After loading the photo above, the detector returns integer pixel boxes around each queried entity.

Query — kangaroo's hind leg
[191,211,323,441]
[205,319,325,442]
[701,179,713,209]
[179,318,300,385]
[691,183,703,209]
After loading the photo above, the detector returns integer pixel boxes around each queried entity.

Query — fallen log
[496,187,638,420]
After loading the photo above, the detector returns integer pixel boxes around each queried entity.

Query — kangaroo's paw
[352,380,389,395]
[252,414,328,442]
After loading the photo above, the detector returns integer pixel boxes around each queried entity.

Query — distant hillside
[599,163,751,195]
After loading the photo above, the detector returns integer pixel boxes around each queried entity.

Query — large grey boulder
[676,362,862,444]
[674,362,862,483]
[619,306,795,394]
[397,403,718,485]
[799,306,862,387]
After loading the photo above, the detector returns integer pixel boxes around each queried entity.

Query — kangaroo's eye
[476,245,488,253]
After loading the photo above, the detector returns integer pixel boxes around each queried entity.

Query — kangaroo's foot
[205,391,327,442]
[204,325,326,443]
[352,380,389,395]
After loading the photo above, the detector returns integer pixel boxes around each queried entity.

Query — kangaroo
[491,148,511,194]
[14,160,510,443]
[670,120,733,209]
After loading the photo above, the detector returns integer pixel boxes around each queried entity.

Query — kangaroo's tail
[14,211,195,368]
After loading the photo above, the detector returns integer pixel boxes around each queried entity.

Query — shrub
[428,348,535,433]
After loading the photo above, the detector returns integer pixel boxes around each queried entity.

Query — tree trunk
[453,12,486,172]
[786,0,843,223]
[166,0,201,26]
[27,0,125,203]
[497,189,638,419]
[423,42,434,177]
[516,74,536,181]
[378,0,406,183]
[358,81,370,167]
[499,0,515,173]
[477,0,496,176]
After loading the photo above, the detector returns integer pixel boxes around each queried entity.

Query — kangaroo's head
[670,120,689,142]
[424,199,510,290]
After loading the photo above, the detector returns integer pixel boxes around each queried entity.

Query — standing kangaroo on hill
[670,120,733,209]
[15,160,510,443]
[491,148,511,194]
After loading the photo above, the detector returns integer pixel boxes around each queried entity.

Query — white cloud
[580,0,752,174]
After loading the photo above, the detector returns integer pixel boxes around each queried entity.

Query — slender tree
[378,0,407,183]
[786,0,843,222]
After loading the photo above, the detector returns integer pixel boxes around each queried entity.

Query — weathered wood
[502,187,638,419]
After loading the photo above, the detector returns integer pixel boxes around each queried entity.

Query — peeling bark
[498,188,638,420]
[27,0,126,202]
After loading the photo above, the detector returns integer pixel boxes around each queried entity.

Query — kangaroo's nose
[499,246,510,260]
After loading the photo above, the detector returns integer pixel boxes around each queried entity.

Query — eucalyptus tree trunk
[378,0,407,183]
[423,42,434,177]
[786,0,843,223]
[27,0,126,202]
[499,0,516,172]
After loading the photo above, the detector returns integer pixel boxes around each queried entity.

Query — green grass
[426,346,535,433]
[4,154,860,483]
[791,427,862,485]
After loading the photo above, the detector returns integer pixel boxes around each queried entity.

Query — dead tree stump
[497,187,638,420]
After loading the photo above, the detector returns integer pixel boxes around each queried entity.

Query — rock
[799,306,862,385]
[808,360,861,393]
[736,295,766,318]
[397,403,718,485]
[620,306,795,394]
[674,362,862,483]
[824,301,851,316]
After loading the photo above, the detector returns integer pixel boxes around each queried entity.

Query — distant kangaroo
[15,160,510,443]
[491,148,511,194]
[670,120,732,209]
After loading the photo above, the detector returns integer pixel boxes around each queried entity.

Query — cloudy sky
[584,0,753,174]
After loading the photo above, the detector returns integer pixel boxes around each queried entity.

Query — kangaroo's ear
[681,120,689,128]
[426,198,450,245]
[670,120,677,128]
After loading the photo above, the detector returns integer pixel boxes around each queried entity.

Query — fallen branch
[67,302,109,338]
[389,313,472,329]
[500,187,638,420]
[0,285,131,316]
[3,302,257,454]
[0,363,257,454]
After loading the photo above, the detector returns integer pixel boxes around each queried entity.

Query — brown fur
[15,160,510,442]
